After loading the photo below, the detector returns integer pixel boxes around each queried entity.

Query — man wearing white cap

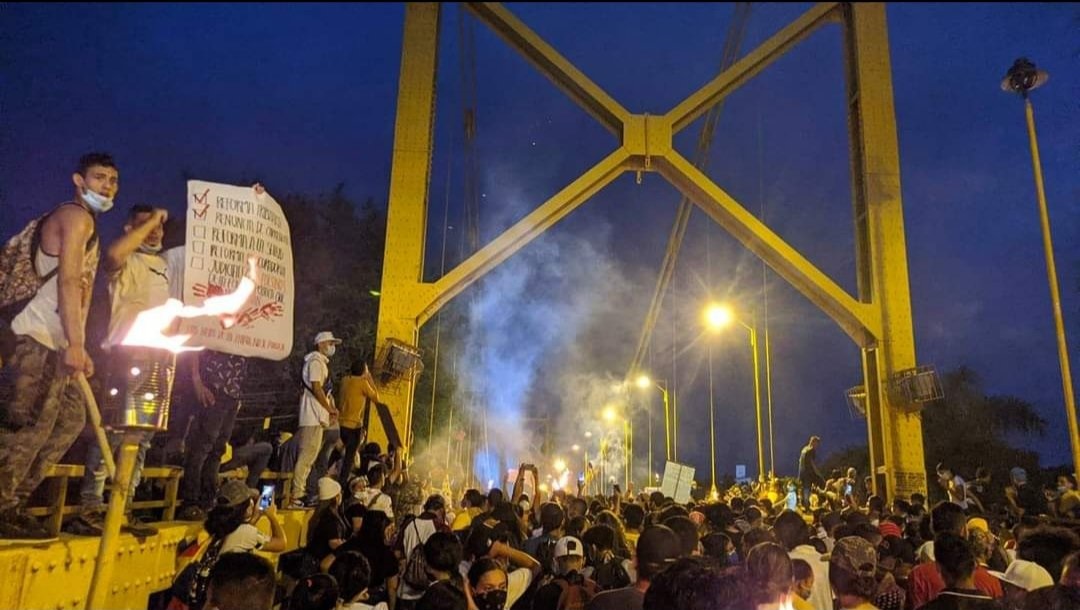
[533,536,599,610]
[288,331,341,508]
[990,559,1053,610]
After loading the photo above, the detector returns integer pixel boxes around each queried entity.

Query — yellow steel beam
[666,2,840,133]
[422,148,631,325]
[464,2,631,136]
[373,2,441,450]
[656,149,881,347]
[843,2,926,499]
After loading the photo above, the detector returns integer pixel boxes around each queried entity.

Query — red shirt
[907,563,1003,609]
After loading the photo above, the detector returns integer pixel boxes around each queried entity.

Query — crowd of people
[186,447,1080,610]
[3,154,1080,610]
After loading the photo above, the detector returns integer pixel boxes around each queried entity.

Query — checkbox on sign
[192,257,204,270]
[193,226,206,238]
[192,241,205,254]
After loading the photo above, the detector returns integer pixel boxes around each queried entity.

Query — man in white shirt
[288,331,340,508]
[774,510,832,610]
[68,204,169,537]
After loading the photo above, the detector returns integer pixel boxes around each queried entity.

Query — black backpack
[591,555,631,591]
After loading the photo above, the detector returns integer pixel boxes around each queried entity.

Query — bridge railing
[27,464,296,537]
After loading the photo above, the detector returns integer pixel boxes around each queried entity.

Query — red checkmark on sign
[192,188,210,219]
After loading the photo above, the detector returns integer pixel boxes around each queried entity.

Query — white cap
[554,536,584,558]
[989,559,1053,592]
[314,331,342,345]
[317,477,342,501]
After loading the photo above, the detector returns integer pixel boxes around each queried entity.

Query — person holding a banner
[68,204,170,537]
[288,331,341,509]
[0,152,117,541]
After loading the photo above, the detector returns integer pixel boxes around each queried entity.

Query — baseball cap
[879,521,903,539]
[314,331,342,345]
[216,480,259,508]
[318,477,342,501]
[555,536,584,558]
[966,517,989,534]
[830,536,877,578]
[990,559,1053,591]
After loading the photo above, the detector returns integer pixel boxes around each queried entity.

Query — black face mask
[475,589,507,610]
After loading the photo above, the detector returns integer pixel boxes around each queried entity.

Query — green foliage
[821,366,1047,502]
[246,186,386,417]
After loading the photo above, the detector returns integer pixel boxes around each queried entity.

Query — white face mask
[325,345,336,358]
[138,242,163,254]
[80,187,114,213]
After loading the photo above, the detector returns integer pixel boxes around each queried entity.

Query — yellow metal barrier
[1,464,312,610]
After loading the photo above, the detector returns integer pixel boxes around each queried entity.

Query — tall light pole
[636,375,671,463]
[1002,58,1080,480]
[705,303,766,482]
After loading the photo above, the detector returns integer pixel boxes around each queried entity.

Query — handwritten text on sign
[180,181,294,360]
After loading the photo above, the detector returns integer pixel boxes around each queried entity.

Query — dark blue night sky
[2,3,1077,478]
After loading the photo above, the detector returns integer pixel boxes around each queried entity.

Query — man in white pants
[288,331,340,508]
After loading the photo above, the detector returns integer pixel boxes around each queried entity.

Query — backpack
[0,203,97,320]
[553,574,598,610]
[169,537,225,610]
[402,519,432,590]
[591,556,631,591]
[0,203,97,362]
[535,536,559,575]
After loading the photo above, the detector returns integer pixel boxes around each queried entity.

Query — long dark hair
[205,501,250,539]
[307,497,344,546]
[357,510,392,549]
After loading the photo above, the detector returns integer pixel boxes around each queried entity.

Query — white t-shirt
[505,568,533,608]
[103,251,170,348]
[399,518,439,600]
[355,488,394,519]
[790,544,831,610]
[299,351,332,427]
[162,246,186,300]
[220,523,268,554]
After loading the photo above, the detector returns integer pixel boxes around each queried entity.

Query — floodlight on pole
[635,375,651,389]
[1001,57,1080,481]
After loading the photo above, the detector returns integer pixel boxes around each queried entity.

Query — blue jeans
[305,426,340,499]
[79,429,152,512]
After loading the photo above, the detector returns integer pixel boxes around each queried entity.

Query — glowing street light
[571,444,580,452]
[553,458,567,473]
[585,431,593,438]
[635,374,651,389]
[602,406,618,423]
[704,303,734,330]
[703,302,769,482]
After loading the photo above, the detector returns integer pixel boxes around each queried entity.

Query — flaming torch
[86,259,257,610]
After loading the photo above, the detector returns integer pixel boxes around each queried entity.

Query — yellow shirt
[792,595,815,610]
[339,374,378,429]
[452,507,482,531]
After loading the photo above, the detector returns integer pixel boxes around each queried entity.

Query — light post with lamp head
[1001,58,1080,480]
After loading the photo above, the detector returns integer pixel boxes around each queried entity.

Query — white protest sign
[660,461,696,504]
[178,180,294,360]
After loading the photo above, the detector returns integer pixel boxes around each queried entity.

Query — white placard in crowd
[661,461,696,504]
[178,180,294,360]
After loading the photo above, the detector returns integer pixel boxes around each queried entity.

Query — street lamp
[1002,58,1080,480]
[705,302,768,482]
[634,375,671,465]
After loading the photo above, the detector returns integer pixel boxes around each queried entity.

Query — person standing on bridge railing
[797,436,824,510]
[68,203,170,538]
[288,330,342,509]
[0,152,116,541]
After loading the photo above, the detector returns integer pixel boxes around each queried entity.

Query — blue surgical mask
[80,188,114,213]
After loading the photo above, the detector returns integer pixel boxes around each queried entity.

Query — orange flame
[121,258,257,353]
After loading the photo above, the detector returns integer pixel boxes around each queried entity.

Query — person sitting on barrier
[218,425,274,490]
[204,552,277,610]
[208,480,287,554]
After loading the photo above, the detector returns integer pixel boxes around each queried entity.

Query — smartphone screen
[259,484,275,510]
